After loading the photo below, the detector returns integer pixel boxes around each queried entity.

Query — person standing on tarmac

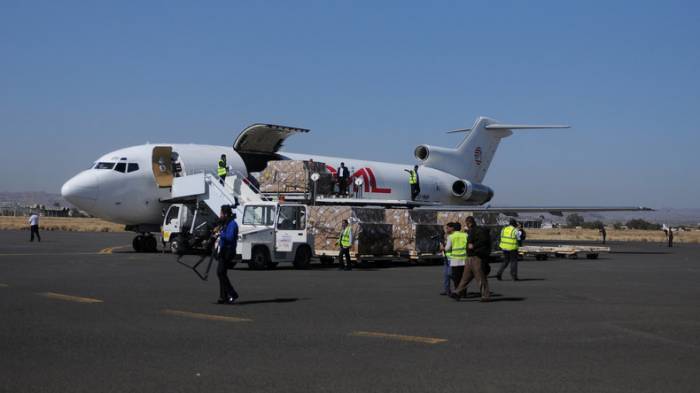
[28,212,41,242]
[216,205,239,304]
[405,165,420,201]
[496,219,521,281]
[452,216,490,302]
[217,154,228,185]
[337,219,353,270]
[441,222,467,291]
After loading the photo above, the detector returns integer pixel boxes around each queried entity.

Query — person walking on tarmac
[216,205,239,304]
[405,165,420,201]
[496,219,521,281]
[452,216,491,302]
[337,219,353,270]
[217,154,228,185]
[28,211,41,242]
[441,222,468,291]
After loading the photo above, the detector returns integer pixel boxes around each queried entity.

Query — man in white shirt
[28,212,41,242]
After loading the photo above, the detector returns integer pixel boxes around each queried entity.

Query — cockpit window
[94,162,115,169]
[127,163,139,173]
[114,162,126,173]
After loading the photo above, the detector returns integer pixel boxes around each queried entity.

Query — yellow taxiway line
[349,331,448,345]
[162,309,253,323]
[98,245,132,254]
[39,292,104,304]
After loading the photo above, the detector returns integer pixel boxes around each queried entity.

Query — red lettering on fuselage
[326,165,392,194]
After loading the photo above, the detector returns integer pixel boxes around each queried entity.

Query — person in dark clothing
[337,162,350,197]
[599,226,607,244]
[517,223,526,247]
[216,205,239,304]
[668,228,674,248]
[452,216,491,301]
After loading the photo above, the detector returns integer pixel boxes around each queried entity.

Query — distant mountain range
[0,192,71,208]
[1,191,698,226]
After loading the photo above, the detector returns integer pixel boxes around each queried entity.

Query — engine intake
[414,145,430,161]
[451,180,494,205]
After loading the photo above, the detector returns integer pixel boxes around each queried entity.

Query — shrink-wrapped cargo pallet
[258,160,334,195]
[308,206,392,257]
[437,211,474,226]
[386,209,443,257]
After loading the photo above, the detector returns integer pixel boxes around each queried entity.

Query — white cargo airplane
[61,116,649,250]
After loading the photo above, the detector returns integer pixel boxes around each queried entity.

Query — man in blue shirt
[217,205,239,304]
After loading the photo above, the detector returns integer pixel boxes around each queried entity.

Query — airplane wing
[234,124,309,171]
[415,205,654,217]
[279,195,653,214]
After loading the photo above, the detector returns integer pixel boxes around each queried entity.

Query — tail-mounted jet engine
[451,180,494,205]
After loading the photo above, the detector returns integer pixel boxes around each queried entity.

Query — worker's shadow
[234,298,305,306]
[463,292,526,302]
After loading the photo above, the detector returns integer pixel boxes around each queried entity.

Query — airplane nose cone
[61,171,99,210]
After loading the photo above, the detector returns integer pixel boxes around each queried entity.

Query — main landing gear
[132,234,158,253]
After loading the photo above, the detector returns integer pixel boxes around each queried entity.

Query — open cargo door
[152,146,174,188]
[233,124,309,172]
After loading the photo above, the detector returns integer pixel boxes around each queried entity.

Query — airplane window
[94,162,115,170]
[127,163,139,173]
[114,163,126,173]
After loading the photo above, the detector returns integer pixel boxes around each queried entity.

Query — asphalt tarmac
[1,230,699,393]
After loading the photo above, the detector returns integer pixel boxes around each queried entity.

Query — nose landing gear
[133,234,158,252]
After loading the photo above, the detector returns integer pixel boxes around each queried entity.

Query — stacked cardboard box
[308,206,392,256]
[385,209,443,255]
[437,211,474,226]
[258,160,334,195]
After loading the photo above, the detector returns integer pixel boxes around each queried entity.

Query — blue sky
[1,0,698,207]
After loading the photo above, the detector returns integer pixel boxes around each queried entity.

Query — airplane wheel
[132,235,144,252]
[169,236,186,255]
[293,246,312,269]
[248,246,269,270]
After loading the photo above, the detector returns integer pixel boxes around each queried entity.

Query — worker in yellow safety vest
[440,222,467,294]
[404,165,420,201]
[217,154,228,185]
[496,218,521,281]
[337,219,353,271]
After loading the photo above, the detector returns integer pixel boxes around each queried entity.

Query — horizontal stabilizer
[485,124,570,130]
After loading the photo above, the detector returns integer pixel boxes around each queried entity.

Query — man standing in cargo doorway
[337,162,350,197]
[337,219,353,270]
[217,154,228,185]
[405,165,420,200]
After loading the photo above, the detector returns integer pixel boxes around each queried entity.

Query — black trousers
[30,225,41,242]
[497,250,518,278]
[217,250,238,301]
[219,174,226,185]
[451,265,464,288]
[338,247,352,269]
[338,178,348,196]
[410,184,420,200]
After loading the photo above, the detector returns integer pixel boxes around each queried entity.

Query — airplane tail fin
[416,117,569,182]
